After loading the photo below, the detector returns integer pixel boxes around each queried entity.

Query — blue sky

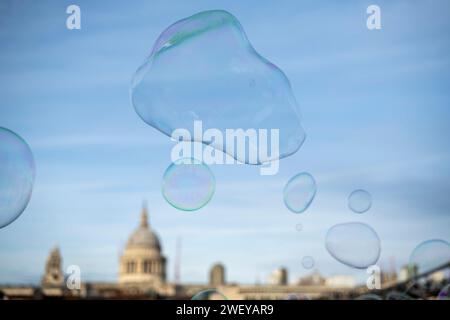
[0,0,449,285]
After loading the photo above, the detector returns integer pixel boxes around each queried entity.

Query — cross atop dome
[140,200,149,228]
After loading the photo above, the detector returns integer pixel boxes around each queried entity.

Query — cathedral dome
[126,207,161,251]
[119,203,167,285]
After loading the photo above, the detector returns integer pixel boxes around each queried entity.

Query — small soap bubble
[301,256,315,269]
[283,172,316,214]
[162,158,215,211]
[348,189,372,213]
[131,10,305,164]
[191,289,227,300]
[0,127,35,228]
[295,223,303,232]
[408,239,450,275]
[325,222,381,269]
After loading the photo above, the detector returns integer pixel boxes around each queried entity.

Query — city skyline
[1,0,450,287]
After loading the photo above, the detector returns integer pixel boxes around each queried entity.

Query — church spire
[140,200,149,228]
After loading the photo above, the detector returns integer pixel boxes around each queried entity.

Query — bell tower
[41,246,64,287]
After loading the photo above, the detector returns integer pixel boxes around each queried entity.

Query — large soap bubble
[162,158,215,211]
[131,10,305,164]
[0,127,35,228]
[283,172,316,213]
[408,239,450,275]
[325,222,381,269]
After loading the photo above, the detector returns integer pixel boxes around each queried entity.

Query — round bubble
[191,289,227,300]
[301,256,315,269]
[131,10,305,165]
[0,128,35,228]
[437,284,450,300]
[325,222,381,269]
[295,223,303,232]
[162,158,215,211]
[408,239,450,275]
[355,294,382,300]
[283,172,316,213]
[348,189,372,213]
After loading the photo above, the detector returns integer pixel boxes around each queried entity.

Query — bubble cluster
[348,189,372,213]
[191,289,227,300]
[301,256,315,269]
[408,239,450,275]
[283,172,316,213]
[325,222,381,269]
[162,158,215,211]
[0,128,35,228]
[131,10,305,164]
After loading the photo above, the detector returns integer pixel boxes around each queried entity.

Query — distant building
[325,275,355,288]
[297,271,326,286]
[398,266,409,282]
[209,263,226,286]
[398,264,417,282]
[380,270,397,286]
[41,247,64,288]
[40,247,65,297]
[267,268,288,285]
